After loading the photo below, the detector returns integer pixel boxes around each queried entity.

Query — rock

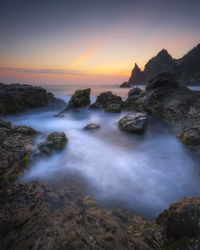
[119,113,148,132]
[156,196,200,240]
[120,81,131,88]
[0,119,36,188]
[91,91,122,109]
[68,88,91,109]
[89,101,103,109]
[0,83,65,114]
[84,123,100,130]
[105,103,121,113]
[38,141,54,155]
[0,180,157,249]
[178,124,200,147]
[146,72,178,91]
[128,87,143,97]
[128,63,146,85]
[46,132,68,150]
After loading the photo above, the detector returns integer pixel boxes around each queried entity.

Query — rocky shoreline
[1,79,200,249]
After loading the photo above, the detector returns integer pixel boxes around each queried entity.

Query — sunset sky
[0,0,200,85]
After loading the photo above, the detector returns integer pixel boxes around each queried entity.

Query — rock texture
[119,113,148,132]
[105,103,121,113]
[90,91,122,111]
[0,119,36,188]
[0,83,65,114]
[122,43,200,86]
[68,88,91,109]
[84,123,100,130]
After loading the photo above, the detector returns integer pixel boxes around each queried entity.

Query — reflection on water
[4,107,200,219]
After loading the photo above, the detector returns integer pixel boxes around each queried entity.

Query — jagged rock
[120,81,131,88]
[105,103,121,113]
[91,91,122,109]
[128,87,143,97]
[68,88,91,109]
[0,119,36,188]
[156,196,200,243]
[84,123,100,130]
[128,63,146,85]
[119,113,148,132]
[0,83,65,114]
[46,132,67,150]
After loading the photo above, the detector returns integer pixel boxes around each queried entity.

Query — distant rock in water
[121,43,200,87]
[120,81,131,88]
[67,88,91,109]
[0,83,65,115]
[84,123,100,130]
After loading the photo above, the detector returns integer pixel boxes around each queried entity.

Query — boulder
[178,124,200,147]
[119,113,148,132]
[84,123,100,130]
[89,101,103,109]
[105,103,121,113]
[68,88,91,109]
[46,132,68,150]
[91,91,122,109]
[0,83,65,114]
[128,87,143,98]
[156,196,200,240]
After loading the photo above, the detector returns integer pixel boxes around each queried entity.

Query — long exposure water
[2,84,200,219]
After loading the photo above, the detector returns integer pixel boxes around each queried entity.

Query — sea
[2,84,200,219]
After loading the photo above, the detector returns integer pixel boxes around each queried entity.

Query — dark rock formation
[0,83,65,114]
[122,43,200,86]
[156,196,200,249]
[119,113,148,132]
[68,88,91,109]
[120,81,131,88]
[84,123,100,130]
[105,103,121,113]
[46,132,67,150]
[90,91,122,110]
[128,63,146,85]
[0,119,37,188]
[128,87,143,98]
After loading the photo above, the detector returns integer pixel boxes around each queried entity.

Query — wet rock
[46,132,68,150]
[84,123,100,130]
[105,103,121,113]
[0,83,65,114]
[38,141,54,155]
[89,101,103,109]
[156,196,200,244]
[0,119,36,188]
[178,123,200,147]
[128,87,143,97]
[119,113,148,132]
[91,91,122,109]
[68,88,91,109]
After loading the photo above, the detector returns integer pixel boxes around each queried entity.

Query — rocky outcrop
[122,43,200,86]
[105,103,121,113]
[84,123,100,130]
[0,83,65,114]
[67,88,91,109]
[119,113,148,132]
[128,87,143,97]
[0,180,157,250]
[0,119,37,188]
[120,81,131,88]
[156,196,200,249]
[90,91,122,110]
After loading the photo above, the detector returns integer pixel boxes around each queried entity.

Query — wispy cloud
[0,67,88,76]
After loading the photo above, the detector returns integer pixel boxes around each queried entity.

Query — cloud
[0,67,88,76]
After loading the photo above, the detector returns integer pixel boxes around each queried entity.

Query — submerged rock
[46,132,68,150]
[84,123,100,130]
[119,113,148,132]
[105,103,121,113]
[68,88,91,109]
[0,83,65,114]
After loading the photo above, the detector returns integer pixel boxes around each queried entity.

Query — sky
[0,0,200,85]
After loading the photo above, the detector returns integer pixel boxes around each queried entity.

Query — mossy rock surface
[105,103,121,113]
[119,113,148,132]
[47,132,68,150]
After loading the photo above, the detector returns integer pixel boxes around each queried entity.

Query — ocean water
[3,84,200,219]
